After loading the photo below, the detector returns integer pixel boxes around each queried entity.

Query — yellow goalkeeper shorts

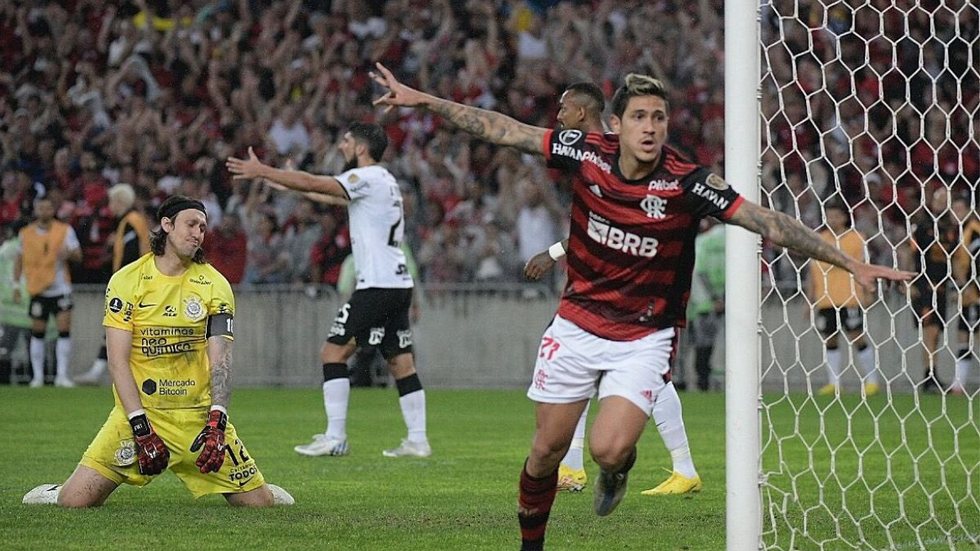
[78,406,266,498]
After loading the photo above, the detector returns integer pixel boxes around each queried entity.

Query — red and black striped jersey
[542,129,744,341]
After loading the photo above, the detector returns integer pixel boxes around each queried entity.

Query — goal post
[725,1,762,550]
[727,2,979,549]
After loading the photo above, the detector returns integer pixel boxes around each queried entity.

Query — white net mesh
[757,2,979,549]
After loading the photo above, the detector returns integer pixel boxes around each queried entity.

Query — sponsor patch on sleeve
[557,129,583,146]
[706,173,729,190]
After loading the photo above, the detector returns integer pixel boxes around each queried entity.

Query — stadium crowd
[0,0,976,291]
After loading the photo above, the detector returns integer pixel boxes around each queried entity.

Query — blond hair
[610,73,669,117]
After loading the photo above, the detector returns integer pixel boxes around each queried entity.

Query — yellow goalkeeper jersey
[953,219,980,305]
[103,253,235,409]
[810,228,866,309]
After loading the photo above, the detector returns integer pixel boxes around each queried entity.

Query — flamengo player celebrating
[371,63,913,550]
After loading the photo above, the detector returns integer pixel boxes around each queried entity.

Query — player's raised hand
[225,147,266,180]
[370,62,427,112]
[852,263,915,293]
[524,251,557,281]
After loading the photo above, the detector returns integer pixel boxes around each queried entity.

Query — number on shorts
[539,336,560,361]
[224,439,249,465]
[335,303,351,324]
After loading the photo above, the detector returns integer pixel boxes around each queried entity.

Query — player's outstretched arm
[727,200,914,292]
[226,147,347,198]
[370,62,547,156]
[265,180,350,206]
[263,159,350,206]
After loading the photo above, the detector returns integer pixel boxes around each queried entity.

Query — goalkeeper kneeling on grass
[23,196,293,507]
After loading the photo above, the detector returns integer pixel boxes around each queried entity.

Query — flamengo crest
[640,195,667,219]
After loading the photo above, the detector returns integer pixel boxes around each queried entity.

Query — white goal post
[726,2,979,550]
[725,0,762,549]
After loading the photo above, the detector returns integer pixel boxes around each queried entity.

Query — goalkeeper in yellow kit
[23,196,292,507]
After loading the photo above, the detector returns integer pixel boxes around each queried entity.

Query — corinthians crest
[114,439,137,466]
[183,296,205,321]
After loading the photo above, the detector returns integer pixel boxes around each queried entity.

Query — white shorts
[526,315,676,417]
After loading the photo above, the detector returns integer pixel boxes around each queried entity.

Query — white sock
[30,337,45,383]
[562,406,588,471]
[88,358,107,376]
[399,389,427,443]
[954,357,970,388]
[55,337,71,380]
[825,348,842,386]
[653,383,697,478]
[856,346,877,384]
[323,379,350,440]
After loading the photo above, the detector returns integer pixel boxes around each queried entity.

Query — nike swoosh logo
[138,302,156,308]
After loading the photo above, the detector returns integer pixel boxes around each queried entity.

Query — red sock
[518,461,558,551]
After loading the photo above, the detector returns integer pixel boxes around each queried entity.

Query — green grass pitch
[0,387,975,550]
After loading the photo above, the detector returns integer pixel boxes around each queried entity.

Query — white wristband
[127,408,147,420]
[547,242,566,261]
[209,405,227,415]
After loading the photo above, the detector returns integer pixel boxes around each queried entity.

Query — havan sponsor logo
[550,143,612,173]
[690,182,731,210]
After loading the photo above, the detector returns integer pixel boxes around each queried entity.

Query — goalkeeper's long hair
[149,195,208,264]
[610,73,670,118]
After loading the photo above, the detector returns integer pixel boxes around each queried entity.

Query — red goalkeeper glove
[129,411,169,476]
[190,408,227,473]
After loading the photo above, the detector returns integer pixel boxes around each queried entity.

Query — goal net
[754,2,979,549]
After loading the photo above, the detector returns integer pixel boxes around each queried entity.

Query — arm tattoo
[209,339,232,408]
[427,97,544,154]
[733,202,856,271]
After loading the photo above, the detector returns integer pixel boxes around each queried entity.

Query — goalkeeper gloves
[129,411,170,476]
[190,407,228,473]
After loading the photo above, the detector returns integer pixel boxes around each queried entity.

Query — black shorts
[958,303,980,333]
[326,288,414,359]
[28,294,73,321]
[912,284,947,328]
[815,307,863,336]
